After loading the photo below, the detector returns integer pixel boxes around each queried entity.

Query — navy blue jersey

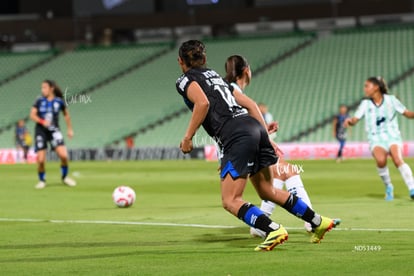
[335,114,349,139]
[15,126,26,142]
[176,68,248,139]
[33,96,66,129]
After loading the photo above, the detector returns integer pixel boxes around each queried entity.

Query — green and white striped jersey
[354,94,406,143]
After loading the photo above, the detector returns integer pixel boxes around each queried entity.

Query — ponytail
[367,76,388,94]
[43,79,63,98]
[224,55,249,83]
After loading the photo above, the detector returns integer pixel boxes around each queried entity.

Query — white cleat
[250,227,266,239]
[304,222,313,233]
[63,176,76,187]
[35,181,46,189]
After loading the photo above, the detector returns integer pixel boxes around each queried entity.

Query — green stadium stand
[0,50,56,82]
[0,44,170,129]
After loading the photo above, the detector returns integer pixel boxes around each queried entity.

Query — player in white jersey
[224,55,314,236]
[345,77,414,200]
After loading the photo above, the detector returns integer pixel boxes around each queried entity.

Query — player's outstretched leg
[285,175,313,232]
[389,145,414,199]
[221,174,288,252]
[397,163,414,199]
[281,193,341,243]
[251,167,340,244]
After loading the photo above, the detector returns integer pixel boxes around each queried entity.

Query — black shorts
[34,124,65,152]
[219,116,278,179]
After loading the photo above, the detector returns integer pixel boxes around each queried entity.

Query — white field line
[0,218,413,232]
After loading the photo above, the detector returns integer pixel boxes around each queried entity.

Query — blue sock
[237,203,279,234]
[283,194,321,227]
[38,172,45,182]
[61,165,68,179]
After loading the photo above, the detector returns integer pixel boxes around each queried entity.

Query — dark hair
[178,40,206,68]
[43,79,63,98]
[367,76,388,94]
[224,55,249,83]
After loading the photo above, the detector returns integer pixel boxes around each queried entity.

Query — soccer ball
[112,186,136,208]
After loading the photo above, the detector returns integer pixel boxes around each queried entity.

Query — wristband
[38,119,46,125]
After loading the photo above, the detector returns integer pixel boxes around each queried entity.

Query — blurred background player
[224,55,313,236]
[345,77,414,200]
[30,80,76,189]
[333,104,349,162]
[258,103,274,125]
[15,119,31,162]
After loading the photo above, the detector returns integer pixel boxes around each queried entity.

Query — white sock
[272,178,284,190]
[259,179,284,216]
[377,167,393,187]
[398,163,414,190]
[285,175,312,208]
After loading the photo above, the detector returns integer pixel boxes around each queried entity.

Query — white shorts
[369,136,403,152]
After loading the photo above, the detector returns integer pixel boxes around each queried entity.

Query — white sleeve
[354,100,366,119]
[392,95,407,114]
[231,83,243,94]
[265,113,274,124]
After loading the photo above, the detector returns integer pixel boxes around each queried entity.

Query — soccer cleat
[310,217,341,244]
[63,176,76,187]
[250,227,266,239]
[385,185,394,201]
[409,189,414,200]
[254,225,288,252]
[35,181,46,189]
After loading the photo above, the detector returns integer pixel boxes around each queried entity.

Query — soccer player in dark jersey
[333,105,349,162]
[176,40,340,251]
[224,55,314,237]
[30,80,76,189]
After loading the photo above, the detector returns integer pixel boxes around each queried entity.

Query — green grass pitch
[0,159,413,275]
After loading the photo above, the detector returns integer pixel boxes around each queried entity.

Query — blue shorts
[219,116,278,179]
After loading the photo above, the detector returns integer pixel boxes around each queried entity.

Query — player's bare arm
[233,90,268,132]
[180,81,209,153]
[30,106,50,127]
[332,117,338,137]
[344,117,359,127]
[403,109,414,119]
[63,109,74,139]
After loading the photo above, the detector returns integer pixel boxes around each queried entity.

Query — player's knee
[221,197,239,215]
[377,160,387,168]
[393,159,404,168]
[38,161,45,170]
[375,157,387,167]
[60,156,68,165]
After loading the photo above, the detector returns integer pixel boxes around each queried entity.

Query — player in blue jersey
[345,77,414,200]
[224,55,314,236]
[333,105,349,162]
[15,119,30,162]
[176,40,340,251]
[30,80,76,189]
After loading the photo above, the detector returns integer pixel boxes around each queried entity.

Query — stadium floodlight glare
[187,0,219,5]
[102,0,129,10]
